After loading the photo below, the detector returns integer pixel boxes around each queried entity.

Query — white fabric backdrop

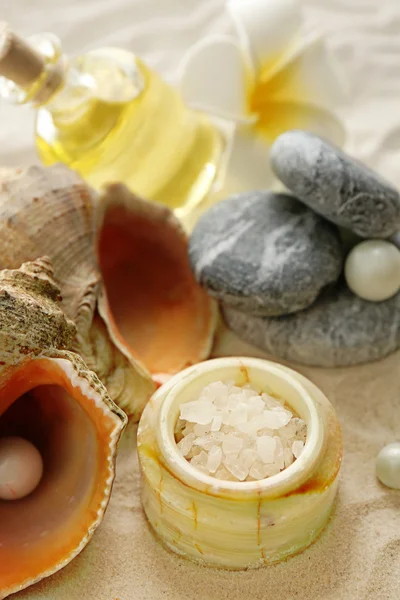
[2,0,400,191]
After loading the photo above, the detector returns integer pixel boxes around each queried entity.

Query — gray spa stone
[223,285,400,367]
[188,191,343,316]
[270,131,400,238]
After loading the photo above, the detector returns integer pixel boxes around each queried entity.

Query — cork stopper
[0,22,45,88]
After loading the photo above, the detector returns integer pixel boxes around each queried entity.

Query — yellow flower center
[246,50,309,143]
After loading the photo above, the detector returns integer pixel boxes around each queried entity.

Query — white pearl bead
[345,240,400,301]
[0,437,43,500]
[376,442,400,489]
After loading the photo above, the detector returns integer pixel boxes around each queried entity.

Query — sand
[2,0,400,597]
[12,323,400,600]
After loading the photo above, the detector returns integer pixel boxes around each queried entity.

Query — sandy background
[1,0,400,598]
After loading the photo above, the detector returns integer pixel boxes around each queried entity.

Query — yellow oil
[35,56,224,215]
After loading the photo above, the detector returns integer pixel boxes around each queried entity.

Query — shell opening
[98,202,214,375]
[0,358,120,594]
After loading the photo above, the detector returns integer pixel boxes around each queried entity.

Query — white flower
[179,0,347,195]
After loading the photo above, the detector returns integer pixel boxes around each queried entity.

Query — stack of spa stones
[189,131,400,367]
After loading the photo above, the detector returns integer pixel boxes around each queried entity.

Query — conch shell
[0,257,126,598]
[0,165,217,418]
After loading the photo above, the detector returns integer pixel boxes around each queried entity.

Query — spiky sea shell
[0,257,126,598]
[0,165,217,418]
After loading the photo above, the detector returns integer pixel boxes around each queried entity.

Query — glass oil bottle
[0,24,224,217]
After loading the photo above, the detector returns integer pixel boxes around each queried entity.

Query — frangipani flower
[179,0,347,195]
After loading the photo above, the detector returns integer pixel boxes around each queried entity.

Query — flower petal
[255,101,346,147]
[227,0,302,73]
[221,126,276,193]
[179,35,255,122]
[182,123,276,232]
[255,33,348,111]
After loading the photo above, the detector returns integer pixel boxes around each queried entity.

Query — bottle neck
[28,56,67,106]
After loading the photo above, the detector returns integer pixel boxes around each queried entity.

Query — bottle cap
[0,22,66,104]
[0,22,45,87]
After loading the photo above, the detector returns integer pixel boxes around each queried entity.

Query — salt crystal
[222,434,243,455]
[262,409,292,430]
[215,467,232,480]
[236,420,257,435]
[262,393,283,408]
[249,460,266,480]
[283,447,294,468]
[191,450,208,467]
[229,405,248,426]
[250,414,269,431]
[274,436,285,470]
[182,422,194,436]
[293,418,307,441]
[194,423,211,437]
[279,420,297,442]
[248,396,265,415]
[224,458,248,481]
[177,433,195,457]
[221,409,230,425]
[263,464,281,477]
[227,394,242,410]
[258,427,274,438]
[292,440,305,458]
[180,400,216,424]
[256,436,276,463]
[210,415,222,431]
[240,448,258,470]
[193,435,214,451]
[187,445,202,459]
[228,385,243,395]
[207,445,222,473]
[210,432,225,443]
[175,418,185,434]
[242,387,259,398]
[200,381,227,403]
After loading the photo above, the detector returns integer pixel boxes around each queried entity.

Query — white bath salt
[222,434,243,455]
[262,393,284,409]
[256,436,276,464]
[263,464,281,477]
[180,400,217,425]
[215,467,232,480]
[193,423,210,437]
[241,448,258,470]
[274,436,285,470]
[248,396,265,416]
[175,380,307,482]
[229,405,248,426]
[249,460,266,480]
[177,432,195,457]
[193,435,214,451]
[283,447,294,468]
[210,431,225,443]
[187,445,201,460]
[262,409,292,430]
[207,445,222,473]
[190,450,208,470]
[242,383,261,395]
[292,440,305,458]
[224,456,248,481]
[293,418,307,441]
[182,422,195,437]
[211,415,222,431]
